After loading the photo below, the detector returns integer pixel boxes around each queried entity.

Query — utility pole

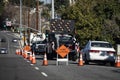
[39,8,42,33]
[51,0,54,19]
[20,0,23,38]
[23,12,26,46]
[36,0,39,31]
[69,0,75,6]
[28,9,30,45]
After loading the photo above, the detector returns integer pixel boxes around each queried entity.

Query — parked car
[12,38,18,42]
[0,38,6,42]
[31,40,46,55]
[0,38,1,42]
[0,48,8,54]
[81,40,116,66]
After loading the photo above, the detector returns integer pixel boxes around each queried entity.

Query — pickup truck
[31,40,46,55]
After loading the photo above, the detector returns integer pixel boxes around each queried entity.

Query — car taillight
[107,51,116,54]
[68,45,74,50]
[89,50,100,53]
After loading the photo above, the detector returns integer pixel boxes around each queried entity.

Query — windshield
[35,40,46,44]
[91,42,113,48]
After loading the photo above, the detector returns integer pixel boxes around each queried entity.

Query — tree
[0,0,4,16]
[61,0,120,46]
[0,0,5,29]
[54,0,69,16]
[93,0,120,44]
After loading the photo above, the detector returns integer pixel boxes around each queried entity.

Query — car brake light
[107,51,116,54]
[89,50,100,53]
[69,46,73,49]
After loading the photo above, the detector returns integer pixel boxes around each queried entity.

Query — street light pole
[20,0,23,38]
[36,0,39,31]
[51,0,54,19]
[28,9,30,45]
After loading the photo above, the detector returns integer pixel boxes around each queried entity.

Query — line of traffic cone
[115,55,120,67]
[16,48,49,66]
[78,52,84,66]
[31,52,36,64]
[42,53,48,66]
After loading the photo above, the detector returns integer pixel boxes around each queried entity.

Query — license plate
[100,51,107,56]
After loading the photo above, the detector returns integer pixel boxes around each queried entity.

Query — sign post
[56,45,70,65]
[117,44,120,56]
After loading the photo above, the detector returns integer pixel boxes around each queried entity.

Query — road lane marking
[24,59,26,60]
[41,72,48,77]
[30,64,34,66]
[35,67,39,70]
[27,60,30,63]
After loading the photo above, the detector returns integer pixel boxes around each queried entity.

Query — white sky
[40,0,51,4]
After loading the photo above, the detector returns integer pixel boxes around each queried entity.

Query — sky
[40,0,51,4]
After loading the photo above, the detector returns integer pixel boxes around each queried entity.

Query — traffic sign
[117,44,120,55]
[56,45,70,58]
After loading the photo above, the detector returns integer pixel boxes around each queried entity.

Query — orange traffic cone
[115,55,120,67]
[22,49,24,56]
[29,52,33,61]
[43,53,48,66]
[19,49,22,55]
[22,51,25,58]
[18,49,21,55]
[24,51,28,59]
[78,52,84,66]
[31,52,36,64]
[16,49,19,55]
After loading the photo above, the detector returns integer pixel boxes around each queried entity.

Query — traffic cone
[43,53,48,66]
[18,49,21,55]
[115,55,120,67]
[24,51,28,59]
[16,49,18,55]
[29,52,33,61]
[22,50,25,58]
[22,49,24,56]
[20,49,22,55]
[31,52,36,64]
[78,52,84,66]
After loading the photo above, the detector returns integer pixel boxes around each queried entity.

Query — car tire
[84,55,89,64]
[85,60,89,64]
[72,55,77,61]
[110,62,115,66]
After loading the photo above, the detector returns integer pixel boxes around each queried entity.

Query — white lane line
[27,60,30,63]
[30,64,34,66]
[41,72,48,77]
[35,67,39,70]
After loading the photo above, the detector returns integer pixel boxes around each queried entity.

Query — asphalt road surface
[0,31,120,80]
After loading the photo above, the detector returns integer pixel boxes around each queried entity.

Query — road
[0,31,120,80]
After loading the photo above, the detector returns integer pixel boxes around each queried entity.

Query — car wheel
[47,53,54,60]
[85,60,89,64]
[72,55,77,61]
[84,55,89,64]
[110,62,115,66]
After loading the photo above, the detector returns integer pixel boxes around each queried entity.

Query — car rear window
[91,42,112,48]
